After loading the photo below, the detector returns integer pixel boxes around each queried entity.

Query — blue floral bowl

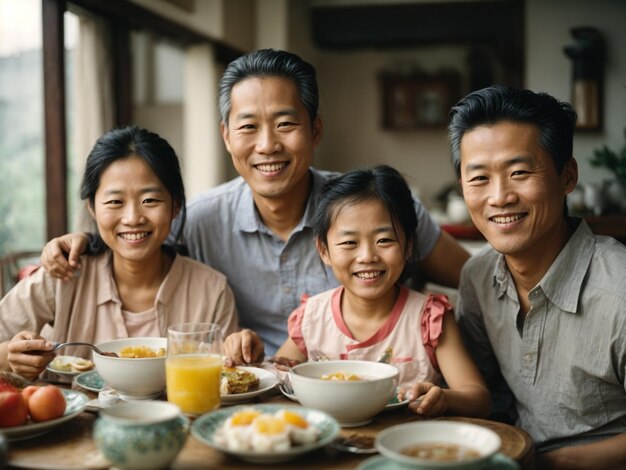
[93,401,189,470]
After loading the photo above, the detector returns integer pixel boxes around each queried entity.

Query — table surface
[7,382,534,470]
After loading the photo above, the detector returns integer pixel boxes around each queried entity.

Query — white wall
[526,0,626,188]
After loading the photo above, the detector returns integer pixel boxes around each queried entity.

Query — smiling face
[460,121,577,262]
[220,76,322,202]
[88,156,177,264]
[317,198,408,305]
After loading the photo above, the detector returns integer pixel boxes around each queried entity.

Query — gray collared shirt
[179,167,440,355]
[456,219,626,451]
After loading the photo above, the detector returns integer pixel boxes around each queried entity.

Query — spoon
[52,342,118,357]
[332,434,377,454]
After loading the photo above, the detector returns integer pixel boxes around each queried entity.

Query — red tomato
[27,385,66,422]
[0,390,28,427]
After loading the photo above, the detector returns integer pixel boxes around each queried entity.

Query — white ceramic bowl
[93,337,167,400]
[94,401,189,470]
[375,421,501,468]
[288,360,399,427]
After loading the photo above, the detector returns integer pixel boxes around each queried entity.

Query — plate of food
[73,370,106,393]
[0,388,90,441]
[46,356,94,376]
[191,403,340,464]
[220,367,277,404]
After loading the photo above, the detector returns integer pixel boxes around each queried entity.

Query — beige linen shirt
[0,251,239,359]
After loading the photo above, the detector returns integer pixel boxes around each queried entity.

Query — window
[0,0,44,254]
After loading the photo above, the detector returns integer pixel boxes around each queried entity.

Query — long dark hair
[80,126,186,255]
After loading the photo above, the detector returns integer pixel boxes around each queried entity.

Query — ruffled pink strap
[421,293,452,372]
[287,295,310,356]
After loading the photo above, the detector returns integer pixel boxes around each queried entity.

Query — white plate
[220,367,277,404]
[0,389,90,441]
[46,355,94,376]
[73,370,106,392]
[279,385,409,409]
[191,403,340,464]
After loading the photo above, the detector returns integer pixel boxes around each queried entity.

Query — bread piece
[220,367,260,395]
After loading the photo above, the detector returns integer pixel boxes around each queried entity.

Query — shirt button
[280,255,288,263]
[283,286,292,294]
[524,353,532,361]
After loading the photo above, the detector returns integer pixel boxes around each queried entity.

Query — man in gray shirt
[40,49,469,356]
[451,85,626,468]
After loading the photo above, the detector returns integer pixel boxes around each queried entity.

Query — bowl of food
[93,337,167,400]
[375,421,501,468]
[288,360,399,427]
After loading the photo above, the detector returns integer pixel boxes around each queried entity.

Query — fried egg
[275,409,319,445]
[218,407,262,451]
[249,414,291,452]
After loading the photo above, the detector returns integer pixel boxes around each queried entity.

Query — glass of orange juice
[165,322,223,416]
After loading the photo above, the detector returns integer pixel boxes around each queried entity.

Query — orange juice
[165,354,222,415]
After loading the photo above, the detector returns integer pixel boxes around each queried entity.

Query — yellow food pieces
[320,371,362,381]
[119,346,165,358]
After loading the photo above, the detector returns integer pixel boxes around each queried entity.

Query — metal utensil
[331,434,377,454]
[309,349,330,362]
[377,347,393,363]
[52,341,118,357]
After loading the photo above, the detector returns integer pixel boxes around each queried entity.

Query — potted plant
[588,128,626,212]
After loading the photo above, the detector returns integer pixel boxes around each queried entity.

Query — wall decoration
[379,69,461,130]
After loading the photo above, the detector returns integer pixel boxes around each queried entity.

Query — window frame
[41,0,242,239]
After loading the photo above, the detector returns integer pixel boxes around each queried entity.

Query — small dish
[46,355,94,376]
[74,370,106,392]
[356,453,519,469]
[0,389,89,441]
[191,404,339,464]
[220,367,277,405]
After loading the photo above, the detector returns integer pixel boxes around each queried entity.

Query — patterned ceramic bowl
[93,401,189,470]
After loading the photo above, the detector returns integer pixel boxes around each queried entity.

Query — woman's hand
[399,382,447,417]
[223,329,264,366]
[7,331,55,380]
[40,232,89,280]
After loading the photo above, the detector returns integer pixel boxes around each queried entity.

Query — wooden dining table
[6,380,534,470]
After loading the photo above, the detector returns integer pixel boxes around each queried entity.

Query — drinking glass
[165,322,223,416]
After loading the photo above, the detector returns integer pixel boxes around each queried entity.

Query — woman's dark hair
[80,126,186,255]
[448,85,577,178]
[218,48,319,126]
[313,165,418,281]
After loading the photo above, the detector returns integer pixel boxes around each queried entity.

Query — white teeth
[355,271,382,279]
[256,162,287,172]
[492,214,524,224]
[119,232,149,241]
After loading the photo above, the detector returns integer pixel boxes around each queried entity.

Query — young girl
[225,165,490,417]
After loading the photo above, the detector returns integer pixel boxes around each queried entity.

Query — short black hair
[449,85,577,178]
[218,48,319,126]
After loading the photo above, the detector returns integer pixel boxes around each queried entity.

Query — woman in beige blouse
[0,126,239,380]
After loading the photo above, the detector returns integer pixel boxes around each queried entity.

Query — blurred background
[1,0,625,260]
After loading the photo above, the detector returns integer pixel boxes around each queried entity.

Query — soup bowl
[93,400,189,470]
[375,421,501,468]
[288,360,399,427]
[93,337,167,400]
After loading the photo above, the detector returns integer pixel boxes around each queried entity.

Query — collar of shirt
[232,167,328,236]
[491,218,595,313]
[93,250,182,309]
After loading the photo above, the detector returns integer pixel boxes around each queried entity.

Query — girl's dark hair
[80,126,186,255]
[313,165,418,281]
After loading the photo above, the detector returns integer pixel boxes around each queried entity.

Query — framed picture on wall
[379,70,461,130]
